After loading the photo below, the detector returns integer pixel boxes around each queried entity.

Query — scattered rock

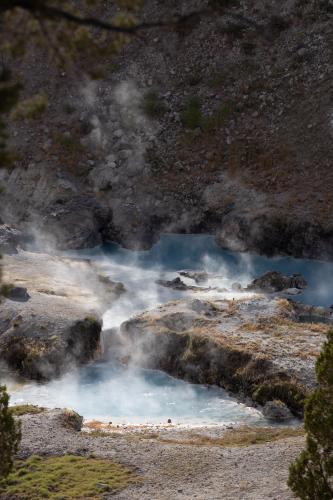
[190,299,219,317]
[263,400,293,422]
[156,277,189,290]
[179,270,209,284]
[248,271,307,293]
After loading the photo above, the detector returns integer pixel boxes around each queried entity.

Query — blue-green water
[95,234,333,307]
[10,362,266,425]
[10,234,332,423]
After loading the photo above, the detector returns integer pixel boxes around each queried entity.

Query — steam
[6,234,333,423]
[8,362,264,425]
[80,79,157,185]
[6,236,264,424]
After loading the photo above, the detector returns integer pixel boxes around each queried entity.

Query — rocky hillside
[1,0,333,258]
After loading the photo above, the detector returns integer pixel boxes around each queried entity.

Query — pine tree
[0,386,21,479]
[288,329,333,499]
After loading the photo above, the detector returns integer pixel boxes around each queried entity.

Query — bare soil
[16,409,303,500]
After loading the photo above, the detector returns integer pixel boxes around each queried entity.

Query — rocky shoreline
[108,294,328,417]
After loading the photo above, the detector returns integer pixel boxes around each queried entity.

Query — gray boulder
[156,277,189,290]
[0,225,22,254]
[263,400,293,421]
[179,270,209,284]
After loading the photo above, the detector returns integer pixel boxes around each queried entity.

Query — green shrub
[0,283,13,299]
[10,405,45,417]
[202,103,233,131]
[11,94,48,120]
[180,97,203,129]
[288,330,333,498]
[252,380,307,417]
[142,90,166,118]
[0,386,21,479]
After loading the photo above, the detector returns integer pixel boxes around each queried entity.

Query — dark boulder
[247,271,307,293]
[0,225,22,254]
[5,286,30,302]
[156,277,189,291]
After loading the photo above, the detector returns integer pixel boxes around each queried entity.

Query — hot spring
[9,234,333,425]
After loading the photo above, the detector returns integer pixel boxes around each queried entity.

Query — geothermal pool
[9,234,333,424]
[10,362,265,425]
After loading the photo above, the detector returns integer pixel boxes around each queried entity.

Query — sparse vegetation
[11,94,48,121]
[0,283,14,299]
[0,386,21,479]
[208,71,226,89]
[202,103,233,131]
[60,409,83,431]
[159,426,304,448]
[288,330,333,499]
[53,132,83,156]
[252,380,307,417]
[142,90,166,118]
[10,405,45,417]
[0,454,137,499]
[180,97,203,129]
[181,97,234,131]
[52,131,87,174]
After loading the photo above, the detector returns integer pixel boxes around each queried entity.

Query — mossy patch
[10,405,45,416]
[0,454,137,499]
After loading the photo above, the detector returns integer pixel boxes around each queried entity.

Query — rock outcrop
[0,251,124,379]
[247,271,307,293]
[263,400,293,422]
[179,271,210,284]
[156,277,193,291]
[0,225,23,254]
[109,296,328,416]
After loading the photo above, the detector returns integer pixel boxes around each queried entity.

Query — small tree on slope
[0,386,21,479]
[288,329,333,499]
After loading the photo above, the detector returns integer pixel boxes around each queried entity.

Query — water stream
[9,234,333,424]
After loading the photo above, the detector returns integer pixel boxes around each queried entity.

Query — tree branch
[0,0,264,37]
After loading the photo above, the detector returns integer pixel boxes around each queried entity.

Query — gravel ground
[15,410,303,499]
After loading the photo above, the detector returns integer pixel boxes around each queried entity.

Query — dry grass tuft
[10,405,46,416]
[159,426,304,448]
